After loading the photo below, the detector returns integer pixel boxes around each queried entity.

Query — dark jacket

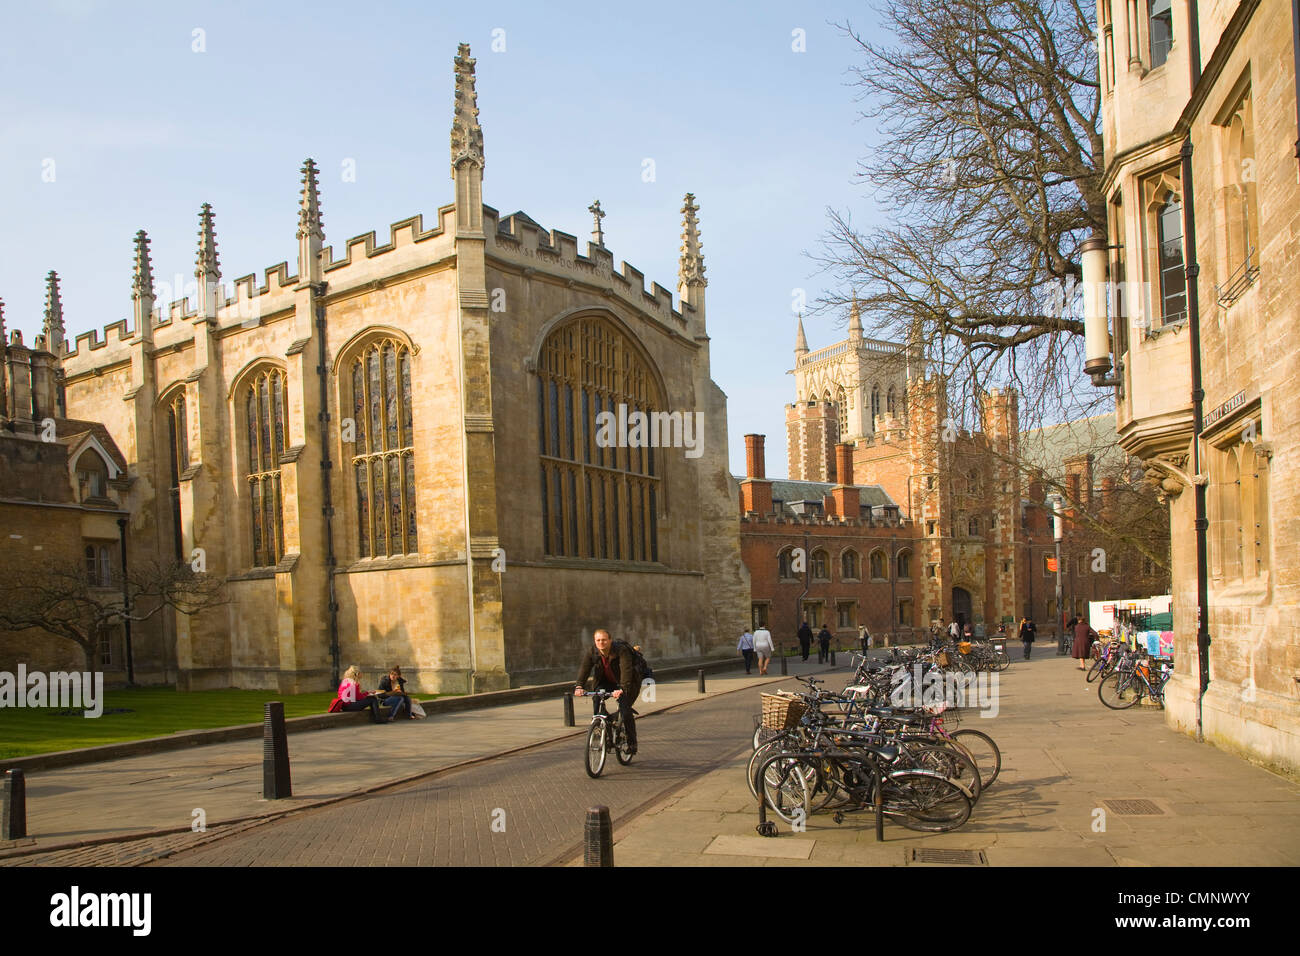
[1019,621,1036,643]
[816,628,832,646]
[577,642,640,698]
[797,624,814,645]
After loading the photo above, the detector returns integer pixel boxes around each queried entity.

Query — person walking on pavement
[1019,617,1036,660]
[753,625,775,675]
[1071,616,1098,677]
[738,629,756,674]
[816,625,832,664]
[797,620,814,662]
[574,629,641,755]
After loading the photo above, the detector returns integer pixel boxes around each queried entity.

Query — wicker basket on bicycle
[760,692,806,731]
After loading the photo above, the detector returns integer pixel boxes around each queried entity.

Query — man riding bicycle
[574,629,640,755]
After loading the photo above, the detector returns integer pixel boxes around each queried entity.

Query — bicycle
[580,689,635,777]
[1086,639,1119,683]
[1098,654,1171,710]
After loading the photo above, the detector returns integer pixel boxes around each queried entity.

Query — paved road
[153,688,767,867]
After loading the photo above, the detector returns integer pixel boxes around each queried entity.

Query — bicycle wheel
[951,729,1001,788]
[758,753,812,826]
[1098,672,1142,709]
[903,744,981,803]
[1086,656,1106,683]
[882,771,971,832]
[993,650,1010,672]
[584,720,607,777]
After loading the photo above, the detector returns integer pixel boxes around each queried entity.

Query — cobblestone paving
[154,691,760,866]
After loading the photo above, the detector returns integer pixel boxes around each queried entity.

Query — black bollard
[831,649,837,666]
[563,691,576,727]
[697,669,706,693]
[584,806,614,866]
[780,648,788,675]
[2,769,26,840]
[262,701,292,800]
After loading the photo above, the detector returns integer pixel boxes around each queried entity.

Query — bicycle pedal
[756,822,778,838]
[833,811,846,825]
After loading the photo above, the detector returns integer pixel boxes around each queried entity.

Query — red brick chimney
[1100,476,1116,512]
[740,434,772,516]
[828,442,860,518]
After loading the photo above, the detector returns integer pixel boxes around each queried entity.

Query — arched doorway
[952,587,972,627]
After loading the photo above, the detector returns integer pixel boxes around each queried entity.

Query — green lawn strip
[0,687,445,759]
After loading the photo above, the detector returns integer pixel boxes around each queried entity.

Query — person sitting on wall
[328,665,390,724]
[377,666,411,720]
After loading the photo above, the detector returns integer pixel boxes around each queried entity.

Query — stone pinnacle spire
[0,298,6,416]
[678,193,706,288]
[795,313,809,354]
[132,230,154,301]
[848,296,863,340]
[450,42,485,178]
[196,203,221,280]
[44,270,66,355]
[296,159,324,241]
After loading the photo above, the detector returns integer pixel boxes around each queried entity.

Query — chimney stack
[828,442,860,518]
[740,434,772,516]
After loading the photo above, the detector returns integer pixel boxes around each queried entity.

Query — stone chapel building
[30,43,747,693]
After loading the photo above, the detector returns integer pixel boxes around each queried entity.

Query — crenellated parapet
[486,206,690,332]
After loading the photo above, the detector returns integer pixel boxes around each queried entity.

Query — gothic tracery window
[350,340,418,558]
[244,368,288,566]
[537,315,659,562]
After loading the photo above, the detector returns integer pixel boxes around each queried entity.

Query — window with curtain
[349,340,418,558]
[245,367,289,566]
[537,315,660,561]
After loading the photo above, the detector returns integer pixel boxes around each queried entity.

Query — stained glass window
[350,338,418,557]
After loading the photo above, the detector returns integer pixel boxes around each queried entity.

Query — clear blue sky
[0,0,889,478]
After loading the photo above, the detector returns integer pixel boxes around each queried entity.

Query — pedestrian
[738,629,756,674]
[797,620,813,662]
[753,624,775,675]
[1071,616,1098,674]
[962,621,975,642]
[816,625,832,664]
[1019,617,1036,660]
[948,619,961,642]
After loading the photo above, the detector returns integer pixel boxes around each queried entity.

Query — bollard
[584,805,614,866]
[563,691,576,727]
[780,649,788,675]
[262,701,292,800]
[831,649,837,666]
[2,769,26,840]
[697,669,705,693]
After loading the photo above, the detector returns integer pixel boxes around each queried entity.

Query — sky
[0,0,892,479]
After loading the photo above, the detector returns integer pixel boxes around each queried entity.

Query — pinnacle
[451,42,484,178]
[44,271,64,332]
[196,203,221,279]
[678,192,705,287]
[297,159,324,241]
[132,230,154,300]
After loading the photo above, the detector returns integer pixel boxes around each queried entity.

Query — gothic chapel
[45,44,748,692]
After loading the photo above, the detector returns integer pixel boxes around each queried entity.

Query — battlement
[321,209,449,275]
[486,206,689,330]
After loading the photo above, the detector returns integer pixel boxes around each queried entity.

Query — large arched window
[811,549,829,581]
[870,385,881,423]
[778,547,796,580]
[348,340,417,558]
[537,315,660,561]
[886,386,896,415]
[244,367,289,566]
[164,390,188,562]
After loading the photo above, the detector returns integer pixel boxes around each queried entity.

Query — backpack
[614,640,654,682]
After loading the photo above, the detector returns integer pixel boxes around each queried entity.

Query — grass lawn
[0,686,444,760]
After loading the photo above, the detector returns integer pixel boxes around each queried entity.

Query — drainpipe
[314,295,341,688]
[1182,0,1211,744]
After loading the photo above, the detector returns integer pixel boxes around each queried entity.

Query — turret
[296,160,324,286]
[795,314,809,356]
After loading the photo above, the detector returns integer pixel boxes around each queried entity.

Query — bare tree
[817,0,1106,429]
[0,559,226,674]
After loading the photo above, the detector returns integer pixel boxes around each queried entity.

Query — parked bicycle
[581,689,635,777]
[1098,650,1172,710]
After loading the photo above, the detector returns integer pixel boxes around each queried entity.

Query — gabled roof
[57,419,128,474]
